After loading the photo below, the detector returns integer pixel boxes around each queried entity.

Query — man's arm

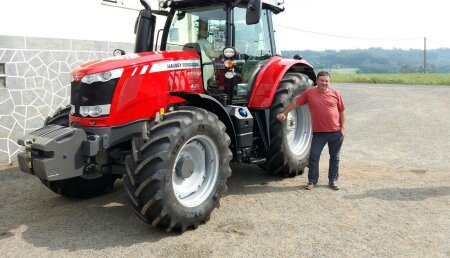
[340,110,346,135]
[277,101,298,121]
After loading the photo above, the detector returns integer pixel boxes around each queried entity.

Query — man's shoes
[329,180,339,190]
[305,182,316,190]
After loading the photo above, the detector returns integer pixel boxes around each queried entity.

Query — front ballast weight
[17,124,97,181]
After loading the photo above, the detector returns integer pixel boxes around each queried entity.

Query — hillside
[282,48,450,73]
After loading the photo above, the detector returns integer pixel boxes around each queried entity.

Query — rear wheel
[260,73,313,177]
[40,106,119,199]
[123,107,232,232]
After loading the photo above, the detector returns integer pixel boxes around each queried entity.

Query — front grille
[70,78,119,116]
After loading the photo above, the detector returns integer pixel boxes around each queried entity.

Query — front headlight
[79,104,111,117]
[223,47,236,58]
[81,68,123,84]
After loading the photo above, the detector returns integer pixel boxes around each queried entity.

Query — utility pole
[424,37,427,73]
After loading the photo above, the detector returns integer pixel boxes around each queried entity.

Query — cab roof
[163,0,284,14]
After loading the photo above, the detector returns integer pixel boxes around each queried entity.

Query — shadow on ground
[226,163,304,196]
[0,163,302,251]
[344,186,450,201]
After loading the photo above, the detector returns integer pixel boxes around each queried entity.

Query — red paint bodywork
[248,56,314,108]
[70,51,203,127]
[69,51,313,127]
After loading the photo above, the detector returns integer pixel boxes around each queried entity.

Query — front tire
[40,106,119,199]
[260,73,313,177]
[123,107,232,232]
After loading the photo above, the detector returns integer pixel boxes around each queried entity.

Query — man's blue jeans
[308,131,344,184]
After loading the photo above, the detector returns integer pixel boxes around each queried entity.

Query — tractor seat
[183,43,202,55]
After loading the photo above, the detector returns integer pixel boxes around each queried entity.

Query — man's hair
[317,70,331,79]
[293,54,302,60]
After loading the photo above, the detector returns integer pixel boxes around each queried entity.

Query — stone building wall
[0,35,134,164]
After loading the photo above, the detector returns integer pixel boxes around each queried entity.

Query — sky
[1,0,448,52]
[274,0,449,51]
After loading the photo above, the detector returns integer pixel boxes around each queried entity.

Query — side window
[166,8,226,52]
[234,8,272,59]
[165,6,227,90]
[233,8,273,96]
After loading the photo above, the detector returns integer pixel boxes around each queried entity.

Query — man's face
[317,75,330,88]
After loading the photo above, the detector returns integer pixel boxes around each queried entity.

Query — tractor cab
[140,0,285,105]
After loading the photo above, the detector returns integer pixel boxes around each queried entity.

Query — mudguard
[248,56,315,108]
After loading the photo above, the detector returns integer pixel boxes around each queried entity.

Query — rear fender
[169,92,238,157]
[248,56,315,108]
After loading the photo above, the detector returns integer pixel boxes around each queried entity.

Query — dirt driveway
[0,83,449,257]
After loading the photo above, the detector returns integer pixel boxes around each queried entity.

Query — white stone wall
[0,36,134,164]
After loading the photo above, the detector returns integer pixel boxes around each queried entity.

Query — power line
[277,25,422,41]
[427,38,450,48]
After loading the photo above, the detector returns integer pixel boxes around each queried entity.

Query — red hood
[71,51,200,80]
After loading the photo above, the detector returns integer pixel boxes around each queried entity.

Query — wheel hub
[286,112,296,132]
[172,135,219,207]
[285,106,312,156]
[175,156,195,179]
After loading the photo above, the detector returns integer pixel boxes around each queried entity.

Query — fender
[248,56,315,108]
[169,92,238,157]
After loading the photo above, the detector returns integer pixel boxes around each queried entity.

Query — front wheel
[260,73,313,177]
[123,107,232,232]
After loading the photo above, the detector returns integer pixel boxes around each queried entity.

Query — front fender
[248,56,315,108]
[169,92,238,158]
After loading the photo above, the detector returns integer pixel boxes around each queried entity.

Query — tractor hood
[71,51,200,82]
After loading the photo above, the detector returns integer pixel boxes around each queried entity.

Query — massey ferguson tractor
[17,0,316,232]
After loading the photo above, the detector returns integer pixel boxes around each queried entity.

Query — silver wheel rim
[172,135,219,207]
[286,105,312,155]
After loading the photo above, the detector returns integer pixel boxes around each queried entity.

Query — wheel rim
[285,105,312,155]
[172,135,219,207]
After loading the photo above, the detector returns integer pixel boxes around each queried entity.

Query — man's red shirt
[295,87,345,133]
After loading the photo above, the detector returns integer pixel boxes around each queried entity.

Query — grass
[330,73,450,86]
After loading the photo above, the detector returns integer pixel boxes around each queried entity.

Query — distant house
[0,0,162,164]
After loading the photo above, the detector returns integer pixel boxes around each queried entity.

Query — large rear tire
[39,106,119,199]
[123,107,232,232]
[260,73,313,177]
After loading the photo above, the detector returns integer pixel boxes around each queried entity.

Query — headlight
[223,47,236,58]
[225,71,235,79]
[81,68,123,84]
[79,104,111,117]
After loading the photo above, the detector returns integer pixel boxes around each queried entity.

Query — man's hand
[277,113,286,121]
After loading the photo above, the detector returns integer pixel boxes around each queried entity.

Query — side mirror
[246,0,262,25]
[113,49,126,56]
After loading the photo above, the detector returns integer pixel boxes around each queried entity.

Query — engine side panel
[70,51,204,127]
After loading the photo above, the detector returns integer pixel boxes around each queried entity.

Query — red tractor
[17,0,316,232]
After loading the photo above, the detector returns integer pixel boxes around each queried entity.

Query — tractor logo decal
[149,60,201,73]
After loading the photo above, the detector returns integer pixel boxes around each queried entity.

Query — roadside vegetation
[330,73,450,86]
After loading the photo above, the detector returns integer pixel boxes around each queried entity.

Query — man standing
[276,71,346,190]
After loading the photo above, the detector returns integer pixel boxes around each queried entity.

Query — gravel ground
[0,83,449,257]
